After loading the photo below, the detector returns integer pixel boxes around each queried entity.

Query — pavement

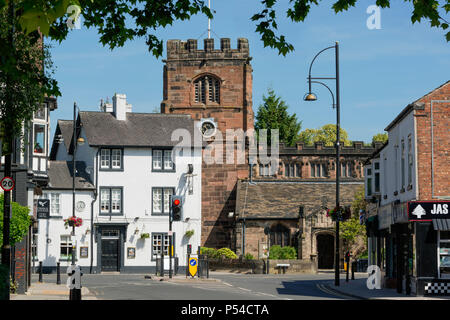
[321,275,450,300]
[10,282,97,300]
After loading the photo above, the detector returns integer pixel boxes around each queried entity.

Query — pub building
[364,81,450,296]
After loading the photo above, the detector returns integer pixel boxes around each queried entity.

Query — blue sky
[48,0,450,143]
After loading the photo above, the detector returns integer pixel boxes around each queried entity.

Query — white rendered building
[36,93,202,273]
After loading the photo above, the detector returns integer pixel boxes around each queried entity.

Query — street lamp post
[70,102,84,300]
[304,42,341,286]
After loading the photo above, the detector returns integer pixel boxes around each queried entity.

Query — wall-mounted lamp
[228,212,234,218]
[134,228,139,235]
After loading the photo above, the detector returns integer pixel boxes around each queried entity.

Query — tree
[3,0,447,60]
[251,0,450,55]
[372,132,388,145]
[0,194,31,248]
[298,124,351,146]
[255,88,302,147]
[340,186,367,256]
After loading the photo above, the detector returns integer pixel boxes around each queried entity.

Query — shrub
[269,245,297,259]
[216,248,238,259]
[244,253,254,260]
[200,247,218,258]
[0,194,31,247]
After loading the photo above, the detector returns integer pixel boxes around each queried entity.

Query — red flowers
[326,206,351,221]
[64,216,83,228]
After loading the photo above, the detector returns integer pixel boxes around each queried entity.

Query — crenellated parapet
[166,38,250,61]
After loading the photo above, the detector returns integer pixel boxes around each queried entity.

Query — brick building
[161,38,253,248]
[161,37,378,265]
[235,141,377,268]
[364,81,450,296]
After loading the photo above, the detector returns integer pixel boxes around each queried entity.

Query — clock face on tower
[201,120,216,138]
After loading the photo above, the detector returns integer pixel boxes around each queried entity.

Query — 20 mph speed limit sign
[1,177,15,192]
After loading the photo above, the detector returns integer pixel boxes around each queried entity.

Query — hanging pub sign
[408,201,450,221]
[36,199,50,219]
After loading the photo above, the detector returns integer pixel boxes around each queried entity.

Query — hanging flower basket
[326,206,351,222]
[64,216,83,228]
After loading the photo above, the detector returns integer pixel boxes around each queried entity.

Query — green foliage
[268,245,297,259]
[200,247,217,258]
[216,248,238,259]
[372,133,388,145]
[0,4,60,155]
[0,194,31,248]
[184,230,194,238]
[251,0,449,55]
[255,88,302,147]
[1,0,448,61]
[140,232,150,239]
[298,124,351,147]
[200,247,238,259]
[358,250,368,259]
[244,253,255,260]
[340,186,367,250]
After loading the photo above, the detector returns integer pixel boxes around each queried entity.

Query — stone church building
[161,37,377,267]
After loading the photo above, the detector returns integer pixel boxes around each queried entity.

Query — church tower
[161,38,254,248]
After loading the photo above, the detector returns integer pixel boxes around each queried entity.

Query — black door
[101,238,119,271]
[317,234,334,269]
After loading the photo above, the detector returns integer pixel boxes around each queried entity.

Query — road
[31,271,363,300]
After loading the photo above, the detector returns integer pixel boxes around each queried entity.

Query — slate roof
[46,161,95,190]
[79,111,196,147]
[58,120,74,151]
[235,179,363,219]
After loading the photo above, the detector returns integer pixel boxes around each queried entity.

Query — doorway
[317,233,334,269]
[101,229,120,272]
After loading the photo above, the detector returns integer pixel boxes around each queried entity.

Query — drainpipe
[89,149,99,274]
[242,218,246,257]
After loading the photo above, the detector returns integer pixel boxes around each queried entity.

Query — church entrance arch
[317,233,334,269]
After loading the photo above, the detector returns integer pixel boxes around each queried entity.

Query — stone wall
[207,258,317,274]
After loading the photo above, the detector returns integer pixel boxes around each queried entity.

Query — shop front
[409,201,450,296]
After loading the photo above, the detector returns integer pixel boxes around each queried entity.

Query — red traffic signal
[171,195,183,221]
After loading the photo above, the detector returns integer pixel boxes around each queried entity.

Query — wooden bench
[276,263,290,274]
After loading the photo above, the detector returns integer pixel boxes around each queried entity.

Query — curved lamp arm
[310,80,335,109]
[307,45,335,93]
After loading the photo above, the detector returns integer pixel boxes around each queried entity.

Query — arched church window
[269,223,290,247]
[194,75,220,104]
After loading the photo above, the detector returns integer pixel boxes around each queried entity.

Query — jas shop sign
[408,201,450,221]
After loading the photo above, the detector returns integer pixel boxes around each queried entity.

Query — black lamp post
[304,42,341,286]
[70,102,84,300]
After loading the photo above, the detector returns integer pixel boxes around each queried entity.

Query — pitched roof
[79,111,196,147]
[235,180,362,219]
[46,161,95,190]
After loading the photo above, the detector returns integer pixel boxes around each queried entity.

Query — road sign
[36,199,50,219]
[1,176,14,192]
[188,257,198,277]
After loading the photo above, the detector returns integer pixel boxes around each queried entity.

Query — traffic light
[171,195,183,221]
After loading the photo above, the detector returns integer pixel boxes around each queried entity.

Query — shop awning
[432,219,450,231]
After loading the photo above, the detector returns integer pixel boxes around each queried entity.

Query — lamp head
[77,137,85,146]
[303,92,317,101]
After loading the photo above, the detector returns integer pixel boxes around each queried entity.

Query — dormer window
[194,75,220,104]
